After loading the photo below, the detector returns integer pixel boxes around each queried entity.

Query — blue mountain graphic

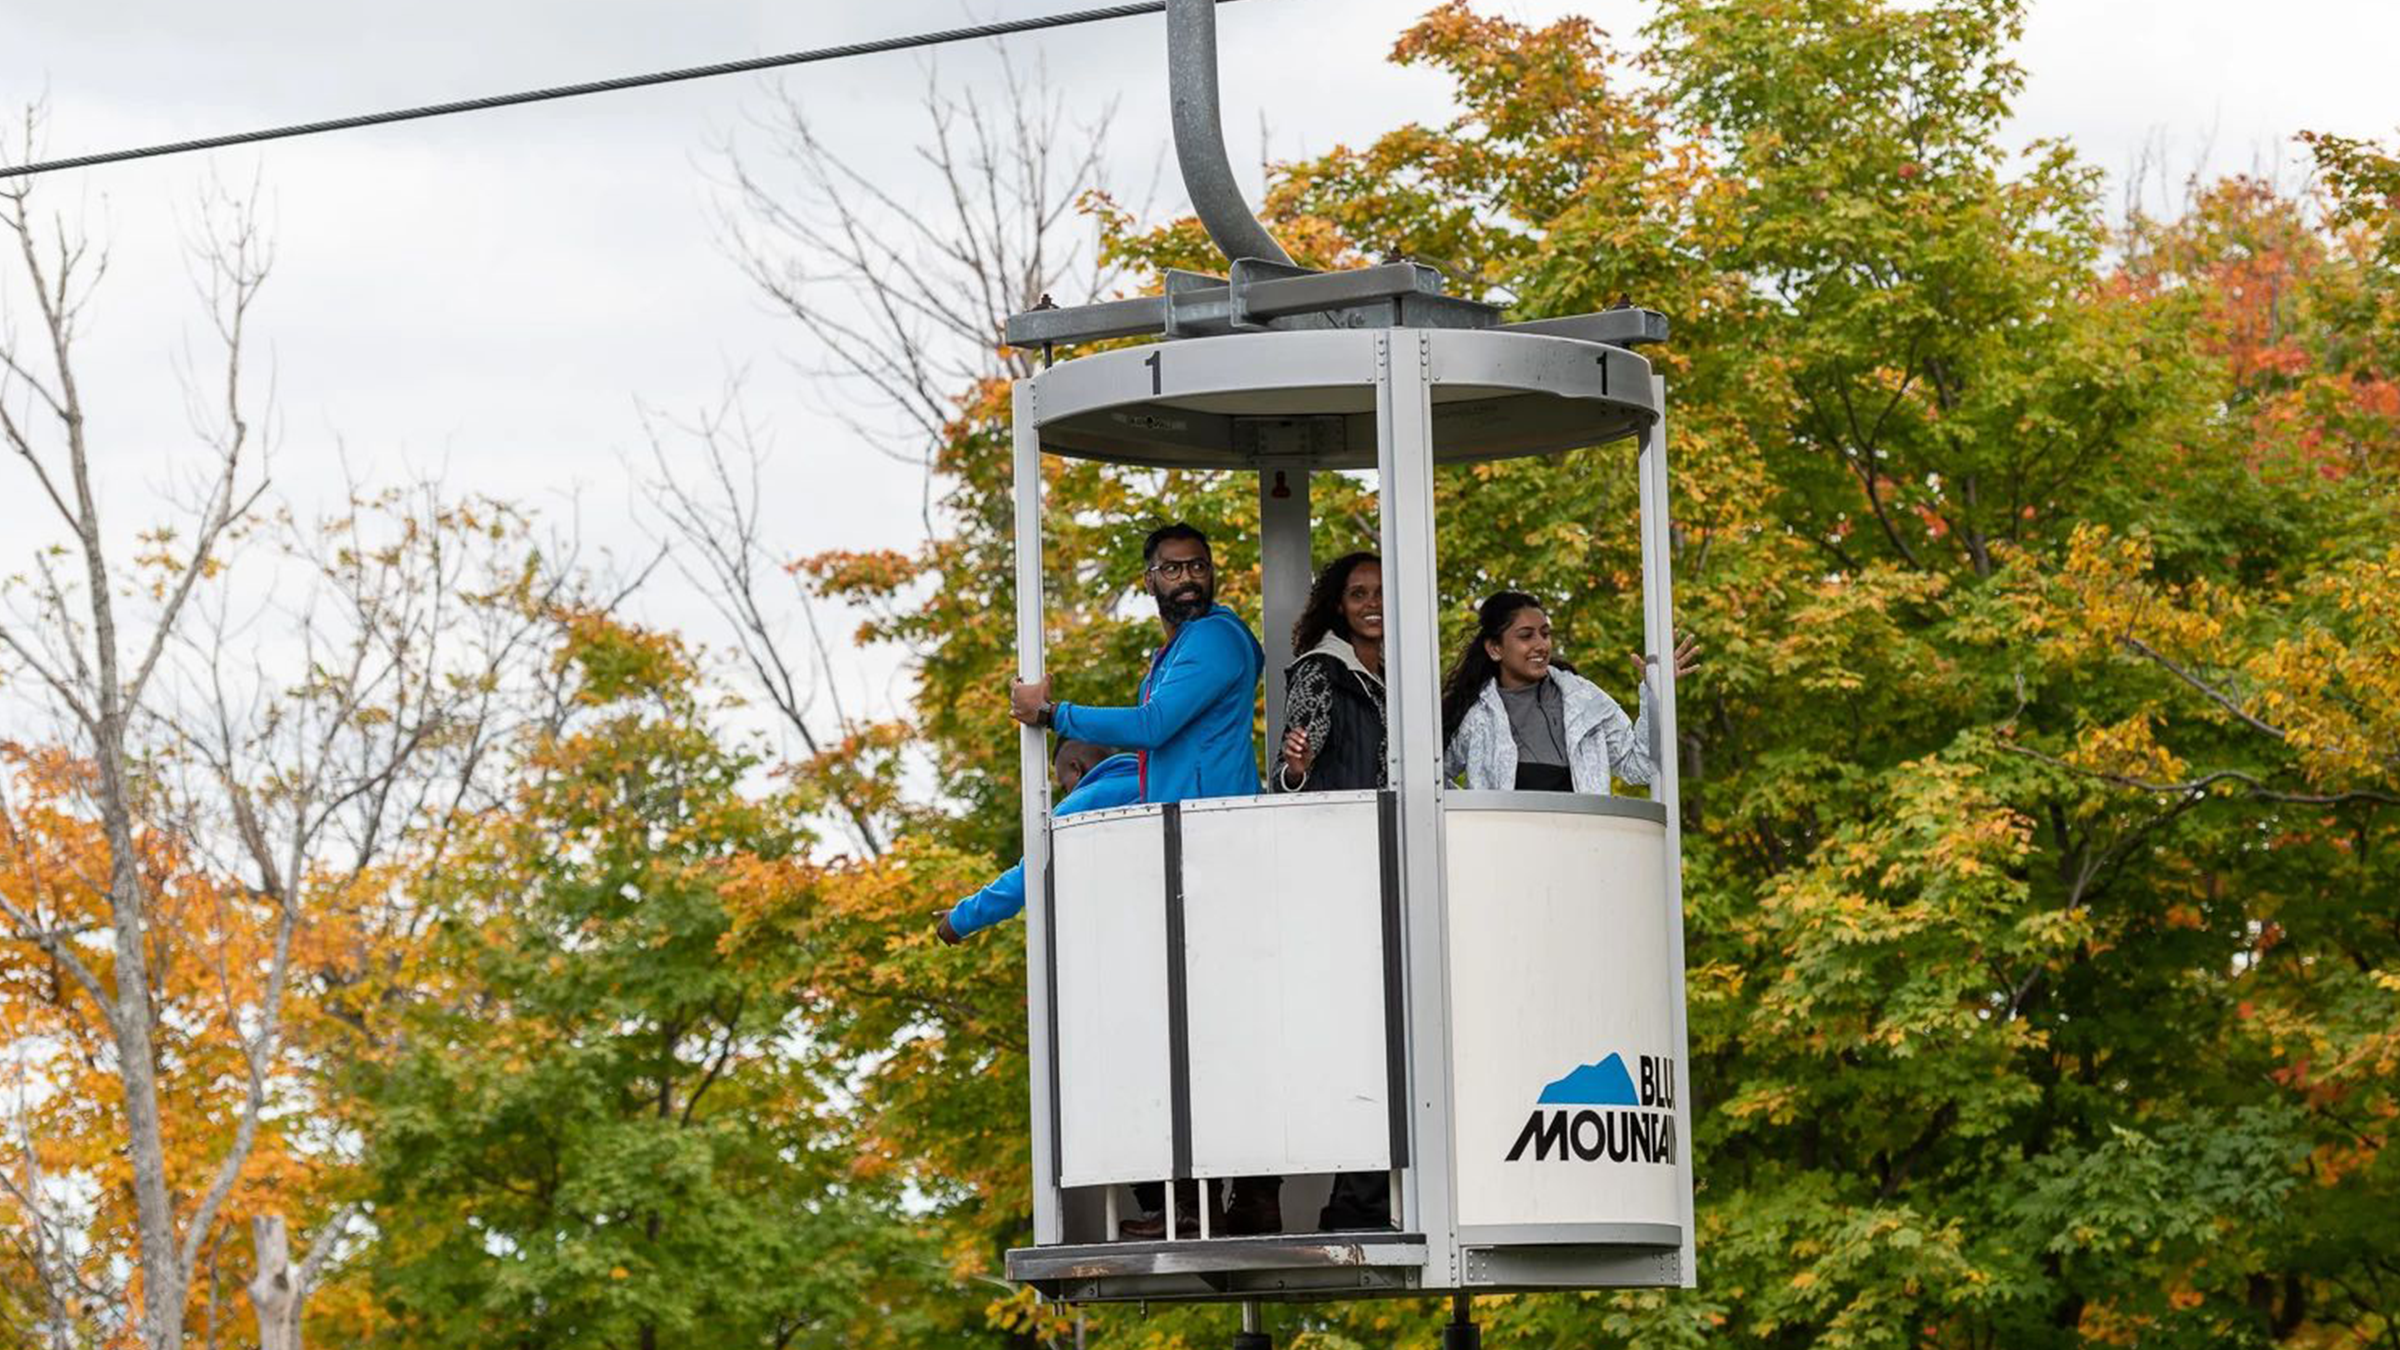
[1537,1054,1640,1106]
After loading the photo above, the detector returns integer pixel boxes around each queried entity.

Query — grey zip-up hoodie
[1444,668,1659,794]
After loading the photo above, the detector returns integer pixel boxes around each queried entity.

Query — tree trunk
[247,1214,300,1350]
[101,759,182,1350]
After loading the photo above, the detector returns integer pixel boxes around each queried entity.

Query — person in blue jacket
[934,739,1136,945]
[1009,521,1274,1241]
[1009,522,1264,805]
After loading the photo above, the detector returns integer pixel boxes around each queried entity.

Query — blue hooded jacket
[946,752,1142,939]
[1053,604,1264,804]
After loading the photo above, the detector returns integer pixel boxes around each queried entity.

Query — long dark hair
[1290,552,1381,656]
[1440,591,1543,744]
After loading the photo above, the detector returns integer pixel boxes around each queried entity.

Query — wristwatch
[1037,701,1057,729]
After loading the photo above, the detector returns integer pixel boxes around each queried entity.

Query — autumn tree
[777,3,2398,1347]
[0,124,566,1347]
[351,610,943,1348]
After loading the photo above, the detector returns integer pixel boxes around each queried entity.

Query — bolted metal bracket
[1005,260,1528,351]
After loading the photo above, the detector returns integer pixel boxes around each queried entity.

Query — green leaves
[354,613,944,1347]
[786,6,2400,1348]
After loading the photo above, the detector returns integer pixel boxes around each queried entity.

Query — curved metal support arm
[1168,0,1294,267]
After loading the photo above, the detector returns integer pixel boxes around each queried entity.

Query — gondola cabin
[995,2,1697,1340]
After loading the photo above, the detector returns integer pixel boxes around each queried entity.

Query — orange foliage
[2120,175,2400,478]
[0,743,363,1346]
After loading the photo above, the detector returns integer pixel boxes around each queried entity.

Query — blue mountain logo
[1508,1051,1680,1165]
[1535,1053,1641,1107]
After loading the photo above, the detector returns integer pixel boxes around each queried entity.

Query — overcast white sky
[2,0,2394,749]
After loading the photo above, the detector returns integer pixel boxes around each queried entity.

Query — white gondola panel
[1052,806,1175,1187]
[1181,793,1393,1179]
[1444,803,1687,1232]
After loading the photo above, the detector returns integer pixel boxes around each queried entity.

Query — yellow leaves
[2065,713,2187,791]
[2016,904,2093,950]
[2044,528,2399,803]
[2058,526,2158,644]
[2244,546,2400,789]
[1724,1083,1801,1124]
[1768,563,1956,702]
[2059,524,2236,656]
[715,852,822,956]
[550,607,698,707]
[1688,959,1747,1002]
[793,547,919,600]
[981,1282,1077,1343]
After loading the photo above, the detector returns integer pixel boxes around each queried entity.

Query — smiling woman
[1438,591,1698,795]
[1274,551,1386,794]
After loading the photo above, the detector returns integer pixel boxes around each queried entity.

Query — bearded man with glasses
[1009,521,1276,1240]
[1010,522,1264,807]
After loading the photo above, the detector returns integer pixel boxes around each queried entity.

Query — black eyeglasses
[1147,558,1213,581]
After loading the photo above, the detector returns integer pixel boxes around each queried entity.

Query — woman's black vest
[1279,651,1388,793]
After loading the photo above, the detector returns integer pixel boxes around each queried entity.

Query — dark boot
[1221,1176,1283,1236]
[1119,1181,1199,1241]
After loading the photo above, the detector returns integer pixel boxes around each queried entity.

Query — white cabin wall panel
[1053,810,1175,1187]
[1444,810,1688,1231]
[1181,796,1392,1179]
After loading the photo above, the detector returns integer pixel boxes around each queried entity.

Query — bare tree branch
[1999,742,2399,808]
[2118,634,2292,744]
[0,891,111,1025]
[641,391,887,855]
[651,49,1123,847]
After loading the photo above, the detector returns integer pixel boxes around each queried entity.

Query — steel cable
[1,0,1250,180]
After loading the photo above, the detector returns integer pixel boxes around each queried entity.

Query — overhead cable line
[0,0,1250,180]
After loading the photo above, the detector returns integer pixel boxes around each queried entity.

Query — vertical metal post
[1635,375,1697,1285]
[1376,330,1457,1277]
[1259,466,1313,772]
[1441,1292,1480,1350]
[1014,378,1064,1246]
[1233,1300,1270,1350]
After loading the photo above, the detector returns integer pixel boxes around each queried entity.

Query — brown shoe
[1117,1207,1199,1241]
[1221,1178,1283,1237]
